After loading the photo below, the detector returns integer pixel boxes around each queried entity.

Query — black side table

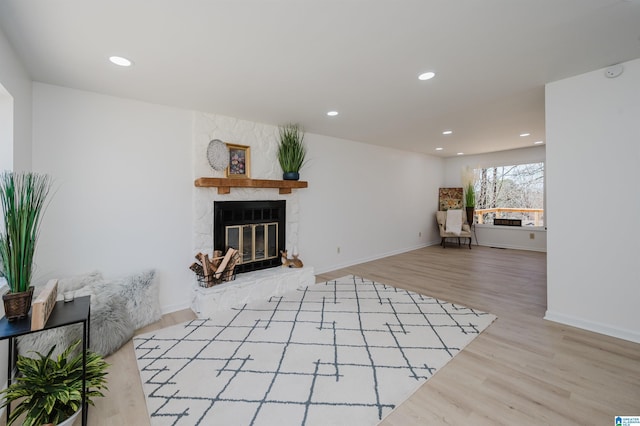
[0,296,91,426]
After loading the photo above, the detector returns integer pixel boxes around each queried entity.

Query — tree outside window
[472,162,544,226]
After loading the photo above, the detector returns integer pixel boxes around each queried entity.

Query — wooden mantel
[194,177,308,194]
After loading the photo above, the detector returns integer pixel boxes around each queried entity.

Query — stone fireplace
[213,200,285,274]
[191,113,314,319]
[192,113,303,258]
[193,198,314,319]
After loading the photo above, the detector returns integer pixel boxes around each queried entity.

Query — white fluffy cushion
[90,269,161,330]
[17,269,160,358]
[89,293,135,356]
[18,327,75,359]
[56,271,103,294]
[29,271,102,301]
[17,293,134,358]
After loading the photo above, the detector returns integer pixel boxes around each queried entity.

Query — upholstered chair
[435,211,472,249]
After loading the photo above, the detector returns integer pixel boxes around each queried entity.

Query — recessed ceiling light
[442,130,453,135]
[534,140,544,145]
[435,147,443,151]
[327,111,339,117]
[520,132,530,137]
[418,71,436,81]
[109,56,133,67]
[457,152,464,156]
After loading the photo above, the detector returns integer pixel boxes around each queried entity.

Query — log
[211,250,224,269]
[223,251,241,281]
[215,248,237,275]
[192,249,239,286]
[197,253,211,278]
[189,262,204,277]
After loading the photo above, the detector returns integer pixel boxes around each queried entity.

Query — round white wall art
[207,139,229,171]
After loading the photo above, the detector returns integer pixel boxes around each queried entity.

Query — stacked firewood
[190,248,240,287]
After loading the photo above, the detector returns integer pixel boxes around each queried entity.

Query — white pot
[43,408,81,426]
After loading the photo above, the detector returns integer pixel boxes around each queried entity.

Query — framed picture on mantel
[225,143,251,179]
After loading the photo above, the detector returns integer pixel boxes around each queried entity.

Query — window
[472,162,544,226]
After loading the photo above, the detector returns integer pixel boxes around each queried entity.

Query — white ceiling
[1,0,639,157]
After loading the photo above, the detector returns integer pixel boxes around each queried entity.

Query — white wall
[30,83,444,313]
[0,26,31,171]
[192,114,443,276]
[32,83,194,314]
[545,58,640,343]
[443,146,547,251]
[299,134,443,273]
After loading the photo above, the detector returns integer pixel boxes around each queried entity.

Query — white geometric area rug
[134,275,496,426]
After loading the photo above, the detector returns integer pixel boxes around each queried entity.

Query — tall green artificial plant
[461,166,476,208]
[465,182,476,208]
[0,172,52,293]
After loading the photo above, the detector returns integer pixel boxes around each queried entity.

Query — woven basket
[2,286,34,321]
[197,251,240,288]
[197,266,237,288]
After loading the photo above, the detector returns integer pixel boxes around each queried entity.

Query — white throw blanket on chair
[446,209,463,236]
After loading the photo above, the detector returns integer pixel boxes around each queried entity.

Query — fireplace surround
[213,200,285,274]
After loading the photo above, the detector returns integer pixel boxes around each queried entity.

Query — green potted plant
[277,123,307,180]
[0,340,109,426]
[0,172,52,320]
[464,182,476,225]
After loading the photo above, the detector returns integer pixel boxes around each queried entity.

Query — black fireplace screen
[214,200,285,273]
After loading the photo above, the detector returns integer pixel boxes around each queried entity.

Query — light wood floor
[82,245,639,425]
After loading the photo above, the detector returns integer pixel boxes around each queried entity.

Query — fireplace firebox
[213,200,285,274]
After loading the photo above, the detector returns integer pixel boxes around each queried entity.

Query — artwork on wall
[225,143,251,178]
[438,187,463,211]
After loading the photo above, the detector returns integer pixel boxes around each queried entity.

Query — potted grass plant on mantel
[277,123,307,181]
[0,340,109,426]
[0,172,53,320]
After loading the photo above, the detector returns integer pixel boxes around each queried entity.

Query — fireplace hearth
[213,200,285,274]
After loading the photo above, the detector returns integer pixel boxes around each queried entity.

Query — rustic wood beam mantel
[194,177,308,194]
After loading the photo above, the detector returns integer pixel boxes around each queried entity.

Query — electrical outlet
[529,233,535,240]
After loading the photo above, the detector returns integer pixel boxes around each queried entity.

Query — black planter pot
[283,172,300,181]
[465,206,475,226]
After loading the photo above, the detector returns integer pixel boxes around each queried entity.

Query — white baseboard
[477,242,546,252]
[161,301,191,315]
[313,243,434,275]
[544,310,640,344]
